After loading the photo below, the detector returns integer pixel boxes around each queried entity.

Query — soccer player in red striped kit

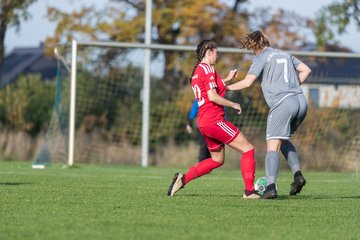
[167,40,260,199]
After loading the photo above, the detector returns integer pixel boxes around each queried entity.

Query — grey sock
[281,140,300,174]
[265,151,279,185]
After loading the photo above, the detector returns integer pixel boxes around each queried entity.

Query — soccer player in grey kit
[227,30,312,199]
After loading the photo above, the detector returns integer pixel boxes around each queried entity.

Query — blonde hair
[189,40,217,83]
[240,30,270,50]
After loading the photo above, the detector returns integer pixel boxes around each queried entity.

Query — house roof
[1,43,57,87]
[305,57,360,85]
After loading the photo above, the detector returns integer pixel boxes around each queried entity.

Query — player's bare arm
[223,69,238,82]
[296,62,312,84]
[207,89,242,114]
[226,74,257,91]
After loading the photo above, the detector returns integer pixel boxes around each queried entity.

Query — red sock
[184,158,223,184]
[241,149,256,191]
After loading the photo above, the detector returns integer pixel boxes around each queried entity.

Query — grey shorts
[266,94,307,140]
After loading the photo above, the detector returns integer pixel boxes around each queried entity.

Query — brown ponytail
[189,40,217,83]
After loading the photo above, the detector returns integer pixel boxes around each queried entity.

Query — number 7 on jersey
[276,58,289,83]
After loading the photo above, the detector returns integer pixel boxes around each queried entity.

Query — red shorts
[199,120,240,151]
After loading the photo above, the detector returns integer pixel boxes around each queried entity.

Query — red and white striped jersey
[191,63,226,127]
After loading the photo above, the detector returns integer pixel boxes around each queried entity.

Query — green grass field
[1,161,359,240]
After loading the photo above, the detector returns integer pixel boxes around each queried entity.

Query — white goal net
[35,41,360,171]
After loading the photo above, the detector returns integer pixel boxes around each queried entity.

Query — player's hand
[228,69,238,80]
[232,102,242,115]
[224,69,238,82]
[186,124,192,134]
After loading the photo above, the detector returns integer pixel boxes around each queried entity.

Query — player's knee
[211,157,224,165]
[216,159,224,165]
[242,142,254,152]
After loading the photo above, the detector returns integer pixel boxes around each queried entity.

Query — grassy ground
[0,161,359,240]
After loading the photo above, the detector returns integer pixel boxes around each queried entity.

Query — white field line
[2,171,358,183]
[129,175,359,183]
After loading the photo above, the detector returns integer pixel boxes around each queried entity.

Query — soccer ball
[254,176,267,195]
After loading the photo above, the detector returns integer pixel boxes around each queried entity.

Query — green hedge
[0,74,55,135]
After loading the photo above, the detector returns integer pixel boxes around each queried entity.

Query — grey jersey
[248,47,303,108]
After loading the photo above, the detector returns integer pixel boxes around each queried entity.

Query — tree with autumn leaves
[43,0,360,137]
[44,0,360,88]
[46,1,249,88]
[0,0,359,80]
[44,0,314,113]
[314,0,360,49]
[0,0,37,75]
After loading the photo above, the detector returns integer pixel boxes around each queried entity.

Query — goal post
[68,39,78,166]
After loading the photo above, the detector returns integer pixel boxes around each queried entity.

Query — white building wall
[302,84,360,108]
